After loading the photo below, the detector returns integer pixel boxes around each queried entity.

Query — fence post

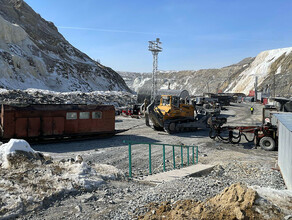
[192,146,195,164]
[181,146,183,168]
[187,146,190,166]
[129,143,132,178]
[196,146,198,164]
[172,145,176,169]
[149,144,152,175]
[163,144,166,172]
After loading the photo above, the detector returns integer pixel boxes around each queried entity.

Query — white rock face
[121,47,292,97]
[227,47,292,94]
[0,15,28,44]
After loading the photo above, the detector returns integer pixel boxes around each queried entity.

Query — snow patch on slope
[227,47,292,94]
[0,12,129,92]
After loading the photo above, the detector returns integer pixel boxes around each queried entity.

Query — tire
[259,136,276,151]
[209,129,217,139]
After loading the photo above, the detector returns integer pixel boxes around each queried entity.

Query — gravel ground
[16,103,288,219]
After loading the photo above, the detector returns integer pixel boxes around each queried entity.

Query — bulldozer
[145,90,210,133]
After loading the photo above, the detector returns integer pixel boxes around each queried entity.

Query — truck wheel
[259,137,276,151]
[209,129,216,139]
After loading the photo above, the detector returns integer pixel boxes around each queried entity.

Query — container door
[15,118,28,138]
[28,118,41,137]
[53,117,64,135]
[42,117,53,136]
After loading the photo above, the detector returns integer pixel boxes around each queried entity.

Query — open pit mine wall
[0,0,131,92]
[226,47,292,97]
[122,47,292,97]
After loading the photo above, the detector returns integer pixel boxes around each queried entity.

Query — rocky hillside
[118,71,151,93]
[121,57,255,95]
[122,47,292,97]
[227,47,292,96]
[0,0,131,92]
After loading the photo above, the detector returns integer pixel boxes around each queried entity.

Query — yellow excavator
[145,90,210,133]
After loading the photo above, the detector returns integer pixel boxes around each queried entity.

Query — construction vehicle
[120,104,142,118]
[145,90,210,133]
[208,117,278,151]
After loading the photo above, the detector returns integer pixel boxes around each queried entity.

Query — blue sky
[25,0,292,72]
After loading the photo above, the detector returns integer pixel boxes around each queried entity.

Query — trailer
[0,104,115,141]
[208,117,278,151]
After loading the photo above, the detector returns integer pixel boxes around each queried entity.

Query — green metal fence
[123,140,198,178]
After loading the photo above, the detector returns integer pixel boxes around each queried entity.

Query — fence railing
[123,140,198,178]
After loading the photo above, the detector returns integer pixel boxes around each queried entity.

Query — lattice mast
[148,38,162,101]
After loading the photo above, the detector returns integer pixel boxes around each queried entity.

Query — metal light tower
[148,38,162,101]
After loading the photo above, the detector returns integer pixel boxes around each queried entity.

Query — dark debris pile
[0,89,135,107]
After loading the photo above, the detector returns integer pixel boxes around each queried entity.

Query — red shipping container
[0,104,115,140]
[249,90,255,97]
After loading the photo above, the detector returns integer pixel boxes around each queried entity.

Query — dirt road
[32,103,275,174]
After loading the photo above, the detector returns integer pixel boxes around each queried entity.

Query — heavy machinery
[145,90,210,133]
[208,117,278,151]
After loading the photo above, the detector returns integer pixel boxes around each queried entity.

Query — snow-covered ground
[0,139,124,219]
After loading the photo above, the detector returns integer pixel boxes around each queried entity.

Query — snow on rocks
[0,139,40,168]
[0,6,131,93]
[0,89,135,107]
[251,186,292,217]
[63,161,105,190]
[0,139,124,218]
[93,163,125,180]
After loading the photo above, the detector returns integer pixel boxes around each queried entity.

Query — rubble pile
[107,160,287,219]
[0,89,135,107]
[139,183,282,220]
[0,139,124,219]
[209,161,285,188]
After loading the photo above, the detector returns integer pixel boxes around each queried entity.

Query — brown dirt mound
[139,183,265,220]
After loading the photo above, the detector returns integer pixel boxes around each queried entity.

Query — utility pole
[254,76,258,102]
[273,71,276,98]
[148,38,162,101]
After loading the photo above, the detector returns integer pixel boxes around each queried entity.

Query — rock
[285,215,292,220]
[75,205,82,213]
[75,155,83,164]
[0,1,131,93]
